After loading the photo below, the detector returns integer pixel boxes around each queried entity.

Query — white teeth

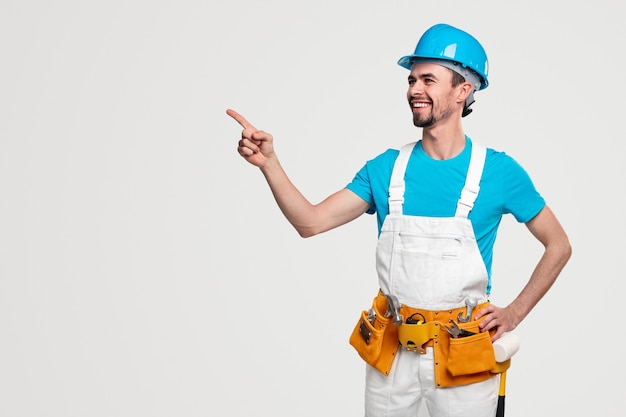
[412,103,429,108]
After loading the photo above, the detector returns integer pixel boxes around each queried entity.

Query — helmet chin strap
[463,90,475,117]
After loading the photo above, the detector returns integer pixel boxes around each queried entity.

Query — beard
[413,112,436,128]
[412,102,455,128]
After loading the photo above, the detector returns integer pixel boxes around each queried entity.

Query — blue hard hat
[398,24,489,90]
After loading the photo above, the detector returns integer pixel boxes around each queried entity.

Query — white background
[1,1,622,416]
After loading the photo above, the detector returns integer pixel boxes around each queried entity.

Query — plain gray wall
[1,1,622,416]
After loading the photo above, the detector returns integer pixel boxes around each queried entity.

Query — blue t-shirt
[346,137,545,290]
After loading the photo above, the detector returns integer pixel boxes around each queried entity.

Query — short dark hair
[449,68,466,87]
[445,67,475,117]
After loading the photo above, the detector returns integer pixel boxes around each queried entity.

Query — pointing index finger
[226,108,256,131]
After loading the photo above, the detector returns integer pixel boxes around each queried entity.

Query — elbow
[294,219,332,238]
[560,230,573,262]
[554,236,573,269]
[563,240,573,264]
[298,229,321,239]
[294,224,321,239]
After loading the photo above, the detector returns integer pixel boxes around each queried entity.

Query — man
[227,23,571,417]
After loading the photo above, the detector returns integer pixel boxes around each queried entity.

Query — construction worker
[227,23,571,417]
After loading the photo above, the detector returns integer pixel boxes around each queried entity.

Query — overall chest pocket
[390,233,466,302]
[395,232,463,259]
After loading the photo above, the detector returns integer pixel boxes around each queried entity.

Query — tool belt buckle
[403,341,427,354]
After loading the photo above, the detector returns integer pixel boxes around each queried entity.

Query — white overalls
[364,141,499,417]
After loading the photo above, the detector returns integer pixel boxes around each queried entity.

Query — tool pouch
[349,294,399,376]
[435,320,497,387]
[447,329,496,376]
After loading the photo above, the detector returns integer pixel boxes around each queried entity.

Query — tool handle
[493,332,521,362]
[496,395,505,417]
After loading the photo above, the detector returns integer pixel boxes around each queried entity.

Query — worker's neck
[421,124,467,161]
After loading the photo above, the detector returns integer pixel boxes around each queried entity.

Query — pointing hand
[226,109,275,168]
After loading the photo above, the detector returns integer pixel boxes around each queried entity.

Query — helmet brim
[396,55,489,90]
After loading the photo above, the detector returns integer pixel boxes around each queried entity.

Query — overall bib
[364,141,499,417]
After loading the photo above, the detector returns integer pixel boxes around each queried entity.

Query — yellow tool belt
[349,292,500,387]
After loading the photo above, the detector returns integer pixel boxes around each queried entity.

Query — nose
[408,80,423,97]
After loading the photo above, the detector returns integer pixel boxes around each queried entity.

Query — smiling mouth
[412,102,430,111]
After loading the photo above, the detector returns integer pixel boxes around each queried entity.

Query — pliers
[443,319,476,338]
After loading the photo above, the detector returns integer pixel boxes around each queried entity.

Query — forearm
[260,157,368,238]
[260,157,320,237]
[476,206,572,339]
[506,240,572,325]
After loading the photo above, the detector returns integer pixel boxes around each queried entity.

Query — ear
[456,82,474,104]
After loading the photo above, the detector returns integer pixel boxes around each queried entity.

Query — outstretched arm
[475,205,572,341]
[227,109,370,237]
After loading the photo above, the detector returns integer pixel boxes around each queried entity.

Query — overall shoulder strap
[388,142,417,215]
[455,142,487,218]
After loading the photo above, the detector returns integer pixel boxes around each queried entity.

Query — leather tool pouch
[349,294,399,376]
[435,320,497,387]
[447,330,495,376]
